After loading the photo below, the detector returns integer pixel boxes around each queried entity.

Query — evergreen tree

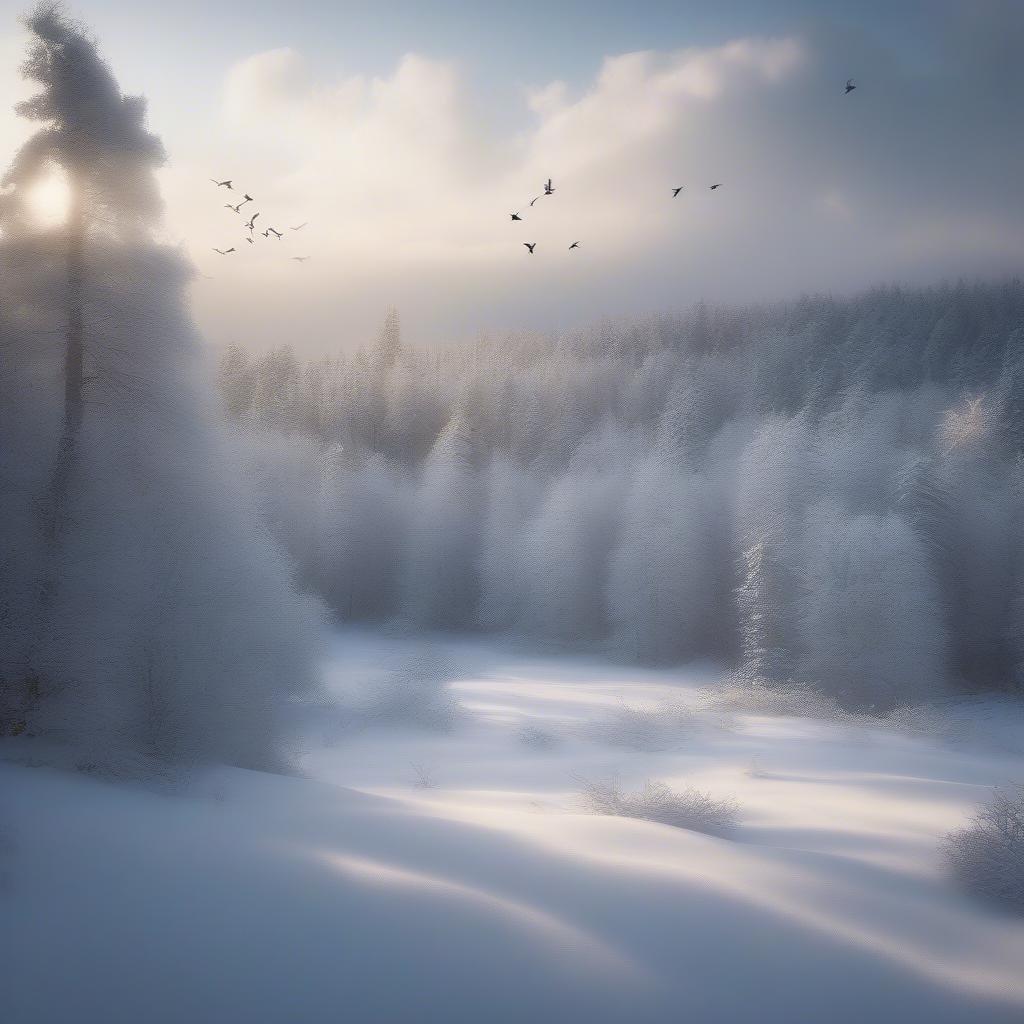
[0,5,324,766]
[2,4,165,540]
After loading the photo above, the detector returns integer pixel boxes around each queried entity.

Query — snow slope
[3,628,1024,1023]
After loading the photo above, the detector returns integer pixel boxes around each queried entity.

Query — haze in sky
[3,9,1024,1019]
[0,0,1020,351]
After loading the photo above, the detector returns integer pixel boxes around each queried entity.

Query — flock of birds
[511,177,577,254]
[208,79,859,263]
[513,78,857,255]
[511,174,723,255]
[209,180,309,262]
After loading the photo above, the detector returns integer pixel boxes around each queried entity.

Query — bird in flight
[524,242,536,254]
[510,212,522,221]
[211,179,233,189]
[246,238,254,245]
[213,247,235,255]
[290,222,308,231]
[569,241,580,250]
[291,256,310,263]
[544,178,555,195]
[267,227,283,240]
[672,187,684,197]
[228,202,245,213]
[845,78,856,94]
[529,196,542,207]
[710,183,723,190]
[245,213,259,231]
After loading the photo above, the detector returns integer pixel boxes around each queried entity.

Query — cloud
[158,10,1023,352]
[224,48,318,127]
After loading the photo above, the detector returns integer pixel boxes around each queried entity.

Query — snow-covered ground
[4,628,1024,1023]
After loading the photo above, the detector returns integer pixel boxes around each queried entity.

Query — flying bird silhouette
[228,203,244,213]
[510,212,522,221]
[710,183,723,190]
[529,196,541,207]
[524,242,536,254]
[672,187,684,197]
[543,178,555,195]
[290,222,308,231]
[211,179,233,189]
[246,238,254,245]
[569,241,580,250]
[845,78,856,94]
[213,247,235,255]
[267,227,283,239]
[245,213,259,231]
[291,256,310,263]
[261,229,270,238]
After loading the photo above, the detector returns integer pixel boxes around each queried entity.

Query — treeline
[219,282,1024,708]
[220,284,1024,708]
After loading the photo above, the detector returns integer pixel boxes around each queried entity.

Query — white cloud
[155,20,1022,352]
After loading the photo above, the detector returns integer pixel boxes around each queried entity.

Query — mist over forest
[3,7,1024,1022]
[219,285,1024,708]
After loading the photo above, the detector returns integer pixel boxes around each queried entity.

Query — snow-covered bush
[579,776,740,836]
[944,785,1024,913]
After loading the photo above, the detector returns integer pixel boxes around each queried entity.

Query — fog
[2,8,1024,1022]
[219,284,1024,709]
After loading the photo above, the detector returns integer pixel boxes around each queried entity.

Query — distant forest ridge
[219,281,1024,459]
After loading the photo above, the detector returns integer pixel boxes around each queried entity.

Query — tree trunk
[17,185,87,727]
[48,186,86,540]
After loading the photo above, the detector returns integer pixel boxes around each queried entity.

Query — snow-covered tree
[796,506,947,708]
[733,413,818,681]
[0,6,324,767]
[476,457,539,632]
[209,279,1024,707]
[401,414,481,628]
[607,443,715,662]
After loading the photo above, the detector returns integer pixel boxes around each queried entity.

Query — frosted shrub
[580,776,740,837]
[944,785,1024,913]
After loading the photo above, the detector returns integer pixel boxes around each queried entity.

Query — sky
[0,0,1021,352]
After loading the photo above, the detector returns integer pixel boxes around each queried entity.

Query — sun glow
[27,167,72,226]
